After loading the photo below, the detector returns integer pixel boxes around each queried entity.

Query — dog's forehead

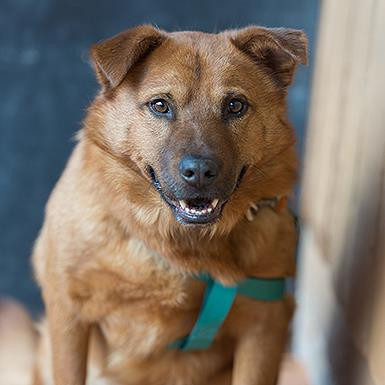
[133,32,262,103]
[147,34,232,80]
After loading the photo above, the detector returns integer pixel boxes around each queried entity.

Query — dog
[24,25,306,385]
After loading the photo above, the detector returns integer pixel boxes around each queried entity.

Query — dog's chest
[70,238,206,355]
[99,285,204,357]
[97,275,205,358]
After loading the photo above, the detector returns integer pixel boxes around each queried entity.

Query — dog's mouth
[165,197,224,225]
[147,166,246,225]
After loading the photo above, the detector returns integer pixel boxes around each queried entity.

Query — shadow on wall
[328,170,385,385]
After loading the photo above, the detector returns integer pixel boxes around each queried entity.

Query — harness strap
[169,274,286,351]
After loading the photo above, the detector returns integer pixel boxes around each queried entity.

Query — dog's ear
[230,26,308,88]
[90,25,166,90]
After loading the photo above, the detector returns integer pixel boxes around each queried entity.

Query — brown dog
[31,25,307,385]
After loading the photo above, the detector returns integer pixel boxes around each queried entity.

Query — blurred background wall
[294,0,385,384]
[0,0,319,313]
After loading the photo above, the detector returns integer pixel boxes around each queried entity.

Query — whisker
[251,165,268,180]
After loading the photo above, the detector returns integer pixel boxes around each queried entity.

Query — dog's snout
[179,156,219,188]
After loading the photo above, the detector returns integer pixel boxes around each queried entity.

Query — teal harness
[169,274,286,351]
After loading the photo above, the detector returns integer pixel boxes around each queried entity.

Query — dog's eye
[149,99,170,115]
[227,98,247,115]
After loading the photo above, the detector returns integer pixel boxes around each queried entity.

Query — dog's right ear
[90,25,166,90]
[230,26,308,89]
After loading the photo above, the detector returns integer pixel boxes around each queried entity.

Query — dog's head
[86,25,307,229]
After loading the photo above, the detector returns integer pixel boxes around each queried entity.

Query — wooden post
[293,0,385,384]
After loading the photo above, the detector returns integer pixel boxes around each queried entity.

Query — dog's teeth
[180,200,217,216]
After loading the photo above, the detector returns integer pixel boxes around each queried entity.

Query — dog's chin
[146,166,247,226]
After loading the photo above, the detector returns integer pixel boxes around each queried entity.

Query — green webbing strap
[169,274,286,351]
[238,277,285,301]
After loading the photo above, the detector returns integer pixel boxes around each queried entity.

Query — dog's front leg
[46,295,90,385]
[232,301,292,385]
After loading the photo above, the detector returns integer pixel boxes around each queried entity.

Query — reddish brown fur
[30,25,307,385]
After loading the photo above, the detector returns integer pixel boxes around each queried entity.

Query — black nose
[179,156,219,188]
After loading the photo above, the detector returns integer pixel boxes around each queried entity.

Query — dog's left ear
[230,27,308,88]
[90,25,166,90]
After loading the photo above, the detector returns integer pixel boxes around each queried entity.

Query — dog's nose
[179,156,219,188]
